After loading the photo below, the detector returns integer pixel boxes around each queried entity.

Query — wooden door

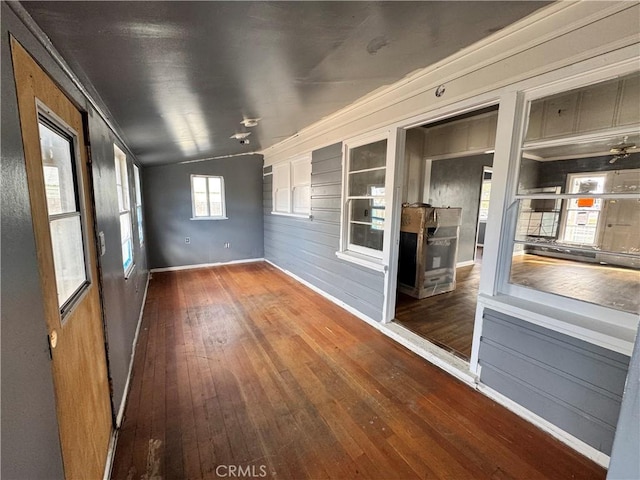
[11,38,113,479]
[601,170,640,253]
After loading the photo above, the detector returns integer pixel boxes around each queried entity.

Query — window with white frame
[340,135,388,259]
[133,164,144,244]
[272,154,311,216]
[114,144,134,276]
[505,70,640,316]
[191,175,227,219]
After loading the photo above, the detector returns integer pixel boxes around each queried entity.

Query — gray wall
[1,4,148,477]
[1,6,64,477]
[88,115,148,416]
[264,143,385,321]
[144,156,264,269]
[479,309,630,456]
[608,330,640,479]
[428,154,493,263]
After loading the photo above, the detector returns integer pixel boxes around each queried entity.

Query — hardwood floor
[395,249,639,360]
[395,249,483,360]
[111,262,605,480]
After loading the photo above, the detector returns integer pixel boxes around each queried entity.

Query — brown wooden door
[11,38,113,479]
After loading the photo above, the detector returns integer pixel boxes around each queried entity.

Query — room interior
[2,1,639,479]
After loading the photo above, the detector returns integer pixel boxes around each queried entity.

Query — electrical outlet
[224,242,230,249]
[185,237,190,244]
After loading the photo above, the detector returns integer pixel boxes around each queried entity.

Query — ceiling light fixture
[240,118,260,128]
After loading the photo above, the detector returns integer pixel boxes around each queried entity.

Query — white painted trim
[266,258,614,467]
[335,251,387,273]
[115,273,150,427]
[456,260,475,268]
[261,2,638,165]
[270,211,310,219]
[149,257,264,273]
[102,429,118,480]
[478,294,636,356]
[266,259,476,385]
[104,272,150,480]
[477,384,611,469]
[266,259,383,325]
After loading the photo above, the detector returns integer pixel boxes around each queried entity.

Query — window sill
[190,216,228,221]
[477,293,637,356]
[335,250,387,273]
[271,211,310,219]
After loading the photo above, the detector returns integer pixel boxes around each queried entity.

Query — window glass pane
[50,215,86,307]
[208,176,221,194]
[508,72,640,315]
[192,176,208,216]
[349,222,384,251]
[349,139,387,172]
[137,205,144,244]
[348,169,386,197]
[209,193,223,217]
[120,212,133,271]
[39,123,76,215]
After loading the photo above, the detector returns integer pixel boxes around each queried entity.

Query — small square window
[191,175,227,219]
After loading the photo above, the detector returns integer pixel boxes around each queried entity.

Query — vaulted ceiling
[21,1,550,166]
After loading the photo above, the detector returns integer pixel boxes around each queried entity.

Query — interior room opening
[393,106,498,361]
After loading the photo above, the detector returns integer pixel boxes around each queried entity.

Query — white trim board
[150,257,264,273]
[115,273,150,427]
[103,271,150,480]
[266,257,613,469]
[477,384,610,469]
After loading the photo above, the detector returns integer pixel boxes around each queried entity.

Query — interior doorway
[393,106,497,361]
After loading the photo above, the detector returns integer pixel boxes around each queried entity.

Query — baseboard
[456,259,476,268]
[266,259,478,387]
[265,259,381,327]
[266,258,610,469]
[103,271,150,480]
[102,428,119,480]
[150,257,264,273]
[477,383,611,469]
[115,272,150,427]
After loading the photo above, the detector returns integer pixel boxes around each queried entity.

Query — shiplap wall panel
[264,142,385,321]
[479,309,630,455]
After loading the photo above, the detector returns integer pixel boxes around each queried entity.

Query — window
[340,134,389,261]
[133,165,144,244]
[190,175,227,219]
[271,154,311,216]
[39,117,89,313]
[114,145,134,276]
[505,71,640,315]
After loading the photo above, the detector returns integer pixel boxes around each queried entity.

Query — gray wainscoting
[264,143,385,321]
[479,309,630,455]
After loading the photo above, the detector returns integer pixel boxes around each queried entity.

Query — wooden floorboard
[111,261,606,480]
[395,249,639,360]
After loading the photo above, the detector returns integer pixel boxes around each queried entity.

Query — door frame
[11,36,114,479]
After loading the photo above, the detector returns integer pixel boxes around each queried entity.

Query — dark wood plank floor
[395,249,639,360]
[111,262,606,480]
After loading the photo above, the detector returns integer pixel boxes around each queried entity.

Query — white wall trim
[266,256,616,467]
[477,384,611,469]
[261,2,638,165]
[103,271,150,480]
[150,257,264,273]
[115,273,150,427]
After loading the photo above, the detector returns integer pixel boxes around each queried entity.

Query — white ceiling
[21,1,551,166]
